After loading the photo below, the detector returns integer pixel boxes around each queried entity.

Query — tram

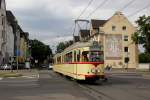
[53,41,106,81]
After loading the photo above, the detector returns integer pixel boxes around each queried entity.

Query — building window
[124,47,128,52]
[124,35,128,41]
[124,57,129,63]
[122,26,126,31]
[112,26,116,31]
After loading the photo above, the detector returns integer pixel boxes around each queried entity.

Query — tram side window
[57,56,61,64]
[74,51,76,62]
[55,59,57,64]
[62,55,64,63]
[65,52,72,62]
[82,51,89,62]
[77,50,80,62]
[54,58,56,64]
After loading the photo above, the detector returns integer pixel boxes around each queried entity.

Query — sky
[5,0,150,52]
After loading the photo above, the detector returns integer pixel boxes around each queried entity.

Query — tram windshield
[82,51,103,62]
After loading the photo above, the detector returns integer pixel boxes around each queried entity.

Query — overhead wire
[77,0,94,19]
[73,0,95,36]
[119,0,137,11]
[127,3,150,17]
[86,0,109,19]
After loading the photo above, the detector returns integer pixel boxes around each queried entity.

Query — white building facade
[0,0,7,65]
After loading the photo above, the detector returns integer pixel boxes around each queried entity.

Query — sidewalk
[105,69,150,78]
[105,69,137,74]
[0,69,39,78]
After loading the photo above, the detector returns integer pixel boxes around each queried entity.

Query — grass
[0,72,22,78]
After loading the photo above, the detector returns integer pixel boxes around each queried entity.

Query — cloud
[5,0,150,52]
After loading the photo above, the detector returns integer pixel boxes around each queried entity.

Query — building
[0,0,7,64]
[90,12,138,69]
[6,10,28,64]
[19,32,29,63]
[6,10,15,63]
[0,1,30,65]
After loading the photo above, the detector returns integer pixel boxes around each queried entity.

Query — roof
[18,25,23,33]
[6,10,17,33]
[6,10,16,24]
[6,10,24,33]
[20,32,29,40]
[91,19,107,28]
[80,30,90,38]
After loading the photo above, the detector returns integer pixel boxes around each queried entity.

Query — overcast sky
[6,0,150,51]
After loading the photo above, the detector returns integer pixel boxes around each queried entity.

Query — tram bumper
[85,74,106,81]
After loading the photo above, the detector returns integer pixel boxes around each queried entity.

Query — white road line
[21,76,35,78]
[37,74,39,78]
[8,77,17,79]
[0,77,3,80]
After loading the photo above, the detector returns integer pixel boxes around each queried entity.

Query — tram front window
[90,51,103,62]
[82,51,103,62]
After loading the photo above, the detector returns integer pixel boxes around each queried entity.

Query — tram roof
[54,42,91,57]
[64,41,93,52]
[54,41,101,57]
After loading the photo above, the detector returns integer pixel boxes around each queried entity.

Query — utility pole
[14,19,19,72]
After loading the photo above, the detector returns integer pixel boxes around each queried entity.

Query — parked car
[0,64,12,70]
[48,64,53,70]
[40,64,49,69]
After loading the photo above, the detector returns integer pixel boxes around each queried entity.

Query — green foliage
[56,40,73,53]
[56,42,66,53]
[30,39,52,63]
[139,53,150,63]
[132,15,150,53]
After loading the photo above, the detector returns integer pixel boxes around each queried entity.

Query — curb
[142,74,150,79]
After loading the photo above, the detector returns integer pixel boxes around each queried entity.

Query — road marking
[0,77,3,80]
[37,74,39,78]
[9,77,18,79]
[21,76,35,78]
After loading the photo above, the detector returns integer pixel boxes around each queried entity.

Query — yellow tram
[53,41,106,81]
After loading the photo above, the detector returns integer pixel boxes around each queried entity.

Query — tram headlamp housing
[97,69,101,73]
[91,68,96,73]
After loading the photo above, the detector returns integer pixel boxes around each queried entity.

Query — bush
[139,53,150,63]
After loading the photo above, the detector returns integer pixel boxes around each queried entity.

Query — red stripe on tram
[64,62,104,66]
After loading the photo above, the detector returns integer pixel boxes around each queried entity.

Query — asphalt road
[0,70,150,100]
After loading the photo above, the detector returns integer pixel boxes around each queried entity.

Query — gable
[102,12,136,34]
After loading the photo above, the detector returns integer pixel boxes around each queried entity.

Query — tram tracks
[78,83,115,100]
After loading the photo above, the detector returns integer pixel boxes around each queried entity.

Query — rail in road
[54,70,150,100]
[78,83,115,100]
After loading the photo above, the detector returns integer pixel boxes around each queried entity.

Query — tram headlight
[97,69,101,73]
[91,68,96,73]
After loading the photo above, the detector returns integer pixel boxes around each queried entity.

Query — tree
[132,15,150,63]
[56,42,66,53]
[30,39,52,64]
[132,15,150,53]
[56,40,73,53]
[139,53,150,63]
